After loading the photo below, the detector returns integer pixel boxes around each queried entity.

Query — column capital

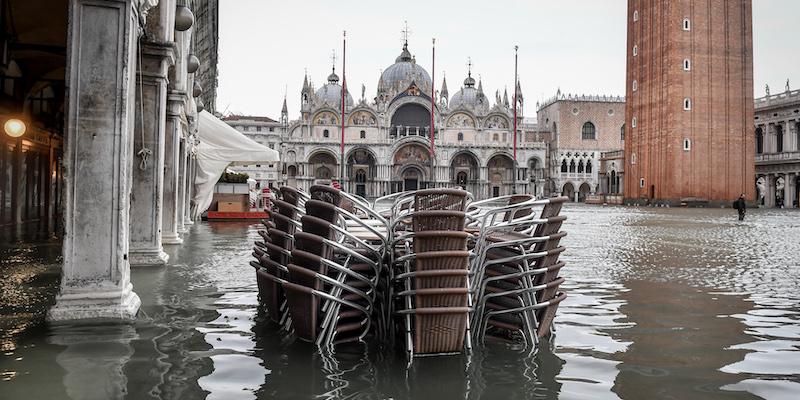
[139,40,176,80]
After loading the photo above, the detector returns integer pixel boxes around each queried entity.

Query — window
[360,130,366,139]
[586,160,593,174]
[683,59,691,71]
[493,133,499,141]
[255,164,261,168]
[457,132,464,141]
[269,127,275,132]
[683,98,691,111]
[683,18,691,31]
[620,124,626,140]
[268,164,274,168]
[633,10,639,22]
[632,80,638,92]
[581,122,596,140]
[323,129,330,138]
[632,117,637,128]
[631,152,637,164]
[577,160,585,174]
[633,45,638,56]
[640,178,645,188]
[776,125,784,153]
[683,138,691,151]
[569,160,576,173]
[560,159,568,173]
[257,126,262,132]
[755,127,764,154]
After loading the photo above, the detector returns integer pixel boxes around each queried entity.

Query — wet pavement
[1,204,799,399]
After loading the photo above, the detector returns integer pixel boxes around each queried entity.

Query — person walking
[733,193,747,221]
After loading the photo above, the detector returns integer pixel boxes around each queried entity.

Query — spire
[503,87,509,107]
[477,77,484,95]
[516,79,523,101]
[396,21,413,62]
[440,75,449,99]
[281,95,288,126]
[302,71,309,91]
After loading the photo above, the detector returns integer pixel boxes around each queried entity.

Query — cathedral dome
[316,69,354,106]
[378,42,431,91]
[449,73,488,111]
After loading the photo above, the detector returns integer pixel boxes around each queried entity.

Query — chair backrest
[293,231,331,259]
[280,186,302,206]
[412,231,469,253]
[300,215,337,241]
[282,281,319,342]
[502,194,535,222]
[304,199,339,224]
[287,262,322,290]
[310,185,342,207]
[269,212,298,235]
[412,210,466,232]
[414,188,469,211]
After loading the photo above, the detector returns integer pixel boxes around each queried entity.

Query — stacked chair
[467,196,569,347]
[248,184,571,362]
[392,189,474,360]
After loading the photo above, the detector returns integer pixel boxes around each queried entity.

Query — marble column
[48,0,143,321]
[128,40,175,265]
[184,150,196,224]
[176,135,188,233]
[162,95,184,244]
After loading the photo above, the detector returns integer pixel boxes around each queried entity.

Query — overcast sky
[216,0,800,120]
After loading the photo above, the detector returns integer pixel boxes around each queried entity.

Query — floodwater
[1,205,799,399]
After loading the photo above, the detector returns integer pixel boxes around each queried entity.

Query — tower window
[581,122,596,140]
[633,10,639,22]
[360,130,366,139]
[683,18,691,31]
[323,129,330,138]
[632,80,638,92]
[683,59,691,71]
[632,117,637,128]
[493,133,499,141]
[633,45,638,56]
[631,152,637,165]
[640,178,645,188]
[683,98,692,111]
[683,138,691,151]
[457,132,464,141]
[620,124,626,140]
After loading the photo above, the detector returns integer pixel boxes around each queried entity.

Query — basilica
[279,40,547,200]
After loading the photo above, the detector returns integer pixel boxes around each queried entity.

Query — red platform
[206,211,269,220]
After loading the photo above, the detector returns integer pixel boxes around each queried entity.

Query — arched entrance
[308,151,338,184]
[578,182,591,202]
[487,153,515,197]
[450,151,479,193]
[392,143,431,193]
[562,182,575,201]
[347,148,377,198]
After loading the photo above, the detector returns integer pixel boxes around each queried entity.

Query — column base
[162,233,184,245]
[183,218,194,226]
[129,248,169,266]
[47,282,141,322]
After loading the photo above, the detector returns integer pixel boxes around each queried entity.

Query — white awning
[192,110,280,218]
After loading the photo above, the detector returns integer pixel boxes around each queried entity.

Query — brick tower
[623,0,755,205]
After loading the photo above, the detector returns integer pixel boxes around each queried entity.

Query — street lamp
[4,118,26,138]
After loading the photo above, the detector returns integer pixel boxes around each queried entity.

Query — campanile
[623,0,755,205]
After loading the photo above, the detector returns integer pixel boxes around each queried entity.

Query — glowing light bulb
[4,119,26,138]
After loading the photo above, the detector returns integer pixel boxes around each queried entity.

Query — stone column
[184,150,196,224]
[48,0,142,321]
[128,41,174,265]
[162,95,184,244]
[785,173,796,209]
[176,135,188,232]
[765,174,776,208]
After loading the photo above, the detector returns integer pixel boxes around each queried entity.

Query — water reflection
[1,206,799,399]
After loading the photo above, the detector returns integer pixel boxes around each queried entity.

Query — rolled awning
[192,110,280,218]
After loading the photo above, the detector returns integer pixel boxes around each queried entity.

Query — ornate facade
[754,85,800,208]
[281,40,547,200]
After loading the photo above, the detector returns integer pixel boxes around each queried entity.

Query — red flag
[513,45,518,162]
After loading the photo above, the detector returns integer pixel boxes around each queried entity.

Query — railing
[755,151,800,163]
[600,150,625,159]
[754,89,800,110]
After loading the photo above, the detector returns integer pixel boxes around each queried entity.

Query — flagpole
[512,45,518,194]
[340,30,346,186]
[430,38,436,188]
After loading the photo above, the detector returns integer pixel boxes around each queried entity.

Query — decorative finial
[401,21,411,46]
[331,50,337,74]
[467,57,472,78]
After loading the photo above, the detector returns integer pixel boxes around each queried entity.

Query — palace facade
[754,85,800,208]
